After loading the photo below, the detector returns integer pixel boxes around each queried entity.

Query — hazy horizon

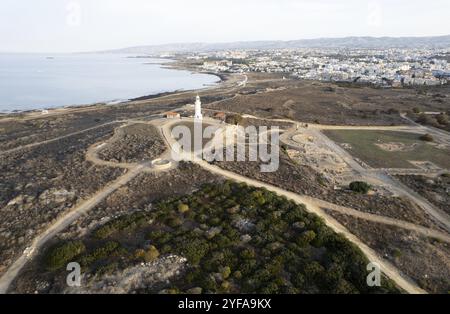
[1,0,450,53]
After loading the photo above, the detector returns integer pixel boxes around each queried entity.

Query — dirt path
[85,123,139,170]
[400,113,450,146]
[159,120,434,294]
[0,165,144,294]
[278,119,450,232]
[0,121,121,156]
[304,196,450,243]
[187,157,427,294]
[1,109,443,294]
[0,121,176,293]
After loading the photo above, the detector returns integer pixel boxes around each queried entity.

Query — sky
[1,0,449,53]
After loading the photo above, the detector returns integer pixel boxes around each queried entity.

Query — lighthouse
[194,95,203,120]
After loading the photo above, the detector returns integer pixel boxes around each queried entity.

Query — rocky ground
[216,148,441,228]
[1,72,449,294]
[396,174,450,216]
[205,79,450,126]
[323,190,441,229]
[62,162,224,237]
[10,162,224,293]
[98,124,166,163]
[0,124,125,276]
[63,255,188,294]
[323,211,450,294]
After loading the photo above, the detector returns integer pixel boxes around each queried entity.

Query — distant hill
[105,35,450,54]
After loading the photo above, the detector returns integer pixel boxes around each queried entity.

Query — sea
[0,53,219,112]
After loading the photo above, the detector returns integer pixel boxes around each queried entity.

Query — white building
[194,95,203,120]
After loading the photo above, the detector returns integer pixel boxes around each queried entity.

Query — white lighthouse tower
[194,95,203,120]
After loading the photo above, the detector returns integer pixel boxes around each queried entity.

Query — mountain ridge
[103,35,450,53]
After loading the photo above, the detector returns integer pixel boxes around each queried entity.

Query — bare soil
[323,211,450,294]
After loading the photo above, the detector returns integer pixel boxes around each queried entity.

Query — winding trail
[304,197,450,243]
[0,165,145,294]
[0,121,174,293]
[235,111,450,232]
[186,157,428,294]
[1,99,448,294]
[159,119,449,294]
[0,121,120,156]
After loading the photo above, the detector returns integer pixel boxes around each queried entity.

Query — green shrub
[416,113,433,124]
[240,248,256,260]
[178,203,190,213]
[94,212,150,239]
[46,241,86,270]
[296,230,317,247]
[144,245,160,262]
[79,241,120,267]
[179,239,210,265]
[349,181,371,194]
[419,133,434,142]
[225,114,243,125]
[436,113,449,125]
[233,270,243,280]
[220,266,232,279]
[166,216,183,228]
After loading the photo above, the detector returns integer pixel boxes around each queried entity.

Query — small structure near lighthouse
[194,95,203,120]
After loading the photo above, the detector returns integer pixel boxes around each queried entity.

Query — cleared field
[324,130,450,169]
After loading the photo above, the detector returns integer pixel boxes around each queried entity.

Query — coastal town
[189,48,450,87]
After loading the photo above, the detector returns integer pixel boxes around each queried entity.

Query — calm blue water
[0,54,219,112]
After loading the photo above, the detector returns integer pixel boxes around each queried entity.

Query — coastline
[0,57,224,119]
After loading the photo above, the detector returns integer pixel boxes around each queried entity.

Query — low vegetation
[45,241,86,270]
[225,114,244,125]
[419,134,434,142]
[349,181,371,194]
[42,181,399,294]
[94,212,152,239]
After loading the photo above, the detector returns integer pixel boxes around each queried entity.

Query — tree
[419,134,434,142]
[296,230,317,247]
[220,266,232,279]
[349,181,371,194]
[226,114,244,125]
[436,113,449,126]
[416,113,433,125]
[46,241,86,270]
[178,203,190,213]
[240,248,256,260]
[144,245,160,262]
[233,271,243,280]
[167,216,183,228]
